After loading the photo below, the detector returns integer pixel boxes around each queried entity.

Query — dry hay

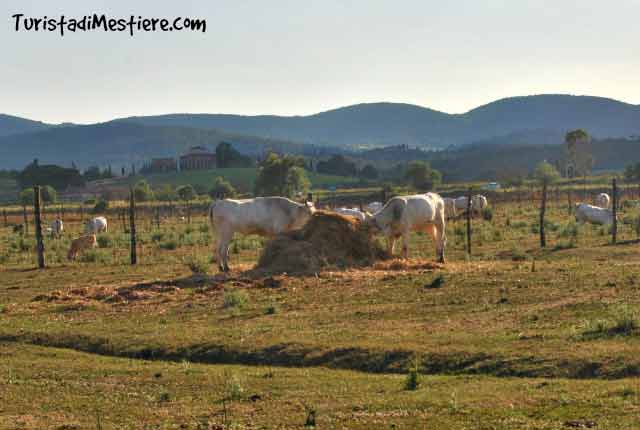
[255,211,388,275]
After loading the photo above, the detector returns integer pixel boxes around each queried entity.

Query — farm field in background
[2,193,640,428]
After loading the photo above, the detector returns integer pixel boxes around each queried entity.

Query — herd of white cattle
[36,191,615,270]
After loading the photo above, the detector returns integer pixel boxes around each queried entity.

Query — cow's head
[304,200,316,215]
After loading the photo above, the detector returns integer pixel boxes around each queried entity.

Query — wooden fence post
[22,205,29,235]
[612,178,618,244]
[567,188,572,215]
[33,186,45,269]
[2,209,7,227]
[466,187,472,257]
[540,181,547,248]
[129,188,137,265]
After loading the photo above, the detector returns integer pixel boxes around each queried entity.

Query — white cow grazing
[454,195,488,215]
[366,201,383,214]
[334,207,370,222]
[51,219,64,238]
[367,193,446,263]
[443,197,457,219]
[575,203,613,225]
[209,197,316,272]
[595,193,610,209]
[85,216,108,234]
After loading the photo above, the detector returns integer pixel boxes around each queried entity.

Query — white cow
[51,219,64,238]
[334,207,370,222]
[209,197,316,272]
[366,193,446,263]
[443,197,457,219]
[85,216,108,234]
[575,203,613,225]
[454,195,488,215]
[595,193,610,209]
[366,201,383,214]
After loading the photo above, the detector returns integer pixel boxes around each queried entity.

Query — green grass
[3,197,640,427]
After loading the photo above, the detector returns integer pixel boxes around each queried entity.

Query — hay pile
[256,211,388,275]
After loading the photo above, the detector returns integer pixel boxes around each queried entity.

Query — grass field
[2,196,640,428]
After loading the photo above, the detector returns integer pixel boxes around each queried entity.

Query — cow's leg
[434,215,447,264]
[217,231,232,272]
[401,230,411,259]
[386,236,396,256]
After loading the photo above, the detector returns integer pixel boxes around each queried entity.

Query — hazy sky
[2,0,639,124]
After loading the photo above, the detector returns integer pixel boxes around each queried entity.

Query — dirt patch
[373,259,444,272]
[255,211,388,275]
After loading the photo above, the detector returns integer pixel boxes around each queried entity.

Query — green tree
[565,129,592,178]
[155,184,177,202]
[19,186,57,206]
[19,188,34,207]
[209,177,237,199]
[40,185,57,204]
[624,162,640,183]
[176,184,197,202]
[316,155,358,177]
[359,164,379,180]
[285,166,310,197]
[133,180,154,202]
[254,153,309,197]
[17,161,84,190]
[404,161,442,191]
[533,161,561,185]
[216,142,253,168]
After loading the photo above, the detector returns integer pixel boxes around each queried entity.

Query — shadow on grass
[3,332,640,380]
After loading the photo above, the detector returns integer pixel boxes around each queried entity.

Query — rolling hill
[0,114,50,137]
[1,94,639,171]
[117,95,640,148]
[0,122,322,170]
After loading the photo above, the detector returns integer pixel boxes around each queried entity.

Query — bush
[511,247,527,261]
[265,304,278,315]
[159,239,178,250]
[511,220,528,229]
[96,235,113,248]
[580,305,639,339]
[559,222,579,241]
[184,255,209,275]
[223,289,249,309]
[151,231,165,242]
[553,240,576,251]
[224,372,244,401]
[78,249,112,264]
[404,357,420,391]
[93,199,108,214]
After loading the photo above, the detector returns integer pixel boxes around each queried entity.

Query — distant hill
[0,114,50,137]
[118,95,640,148]
[0,122,324,170]
[2,94,640,171]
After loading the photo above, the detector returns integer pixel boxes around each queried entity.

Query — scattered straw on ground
[255,211,388,275]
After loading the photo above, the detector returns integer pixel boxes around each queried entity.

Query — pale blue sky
[2,0,639,124]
